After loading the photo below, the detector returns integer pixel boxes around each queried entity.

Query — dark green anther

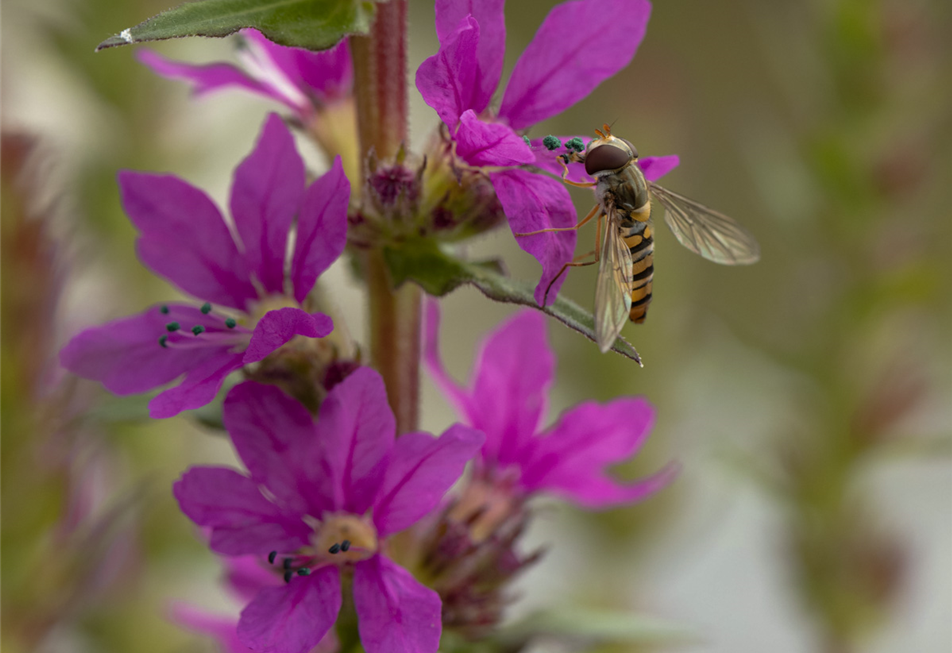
[566,137,585,152]
[159,305,170,314]
[340,540,351,552]
[522,135,531,146]
[158,335,168,348]
[200,302,212,314]
[542,135,562,151]
[268,551,277,564]
[225,318,237,329]
[166,322,180,332]
[284,570,293,583]
[192,325,205,336]
[296,567,311,576]
[283,558,292,570]
[328,543,341,554]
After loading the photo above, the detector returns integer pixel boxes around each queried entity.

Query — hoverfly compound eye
[584,144,632,175]
[620,139,638,158]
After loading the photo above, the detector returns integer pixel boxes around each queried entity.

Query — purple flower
[424,300,677,508]
[416,0,678,305]
[139,30,352,124]
[169,556,339,653]
[60,114,350,418]
[174,368,484,653]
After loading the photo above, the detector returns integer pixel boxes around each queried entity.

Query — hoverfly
[520,124,760,353]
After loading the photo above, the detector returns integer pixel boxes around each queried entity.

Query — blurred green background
[2,0,950,651]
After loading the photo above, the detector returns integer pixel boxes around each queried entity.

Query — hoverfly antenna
[594,128,606,138]
[602,122,613,135]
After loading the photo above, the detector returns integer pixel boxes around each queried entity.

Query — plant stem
[351,0,419,434]
[363,249,420,434]
[351,0,408,161]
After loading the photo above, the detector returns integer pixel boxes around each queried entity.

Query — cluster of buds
[416,479,541,637]
[348,135,507,251]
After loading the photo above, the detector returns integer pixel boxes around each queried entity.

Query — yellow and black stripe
[622,209,655,324]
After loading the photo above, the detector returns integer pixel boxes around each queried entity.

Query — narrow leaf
[383,241,642,364]
[502,607,694,644]
[97,0,376,52]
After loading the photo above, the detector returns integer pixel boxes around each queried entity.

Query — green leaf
[383,240,643,364]
[501,607,694,645]
[97,0,377,52]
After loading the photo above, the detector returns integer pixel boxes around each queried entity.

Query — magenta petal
[223,382,321,517]
[638,155,680,182]
[294,38,353,101]
[535,461,678,508]
[435,0,505,110]
[291,156,350,303]
[174,467,311,555]
[60,305,225,395]
[242,308,333,364]
[149,352,245,419]
[469,310,555,467]
[238,566,341,653]
[241,30,352,104]
[519,398,676,507]
[137,50,269,101]
[455,110,535,167]
[168,604,251,653]
[499,0,651,130]
[313,368,395,515]
[489,169,576,306]
[353,556,442,653]
[416,17,480,129]
[229,114,305,296]
[373,425,484,537]
[119,171,257,310]
[221,555,281,604]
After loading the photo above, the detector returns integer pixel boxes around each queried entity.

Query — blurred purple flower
[416,0,677,305]
[174,368,484,653]
[60,114,349,419]
[138,30,352,124]
[424,300,676,508]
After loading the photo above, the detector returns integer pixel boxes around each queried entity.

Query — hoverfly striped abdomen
[603,161,655,324]
[620,219,654,324]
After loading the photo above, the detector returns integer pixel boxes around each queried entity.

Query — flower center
[448,477,521,543]
[267,514,379,583]
[249,295,301,323]
[311,513,378,563]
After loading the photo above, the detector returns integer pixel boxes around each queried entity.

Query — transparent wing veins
[649,182,760,265]
[593,211,633,353]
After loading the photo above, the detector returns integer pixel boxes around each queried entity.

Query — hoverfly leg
[558,156,596,188]
[515,204,599,237]
[542,252,599,307]
[541,212,605,306]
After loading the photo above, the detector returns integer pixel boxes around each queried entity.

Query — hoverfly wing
[649,182,760,265]
[593,211,633,353]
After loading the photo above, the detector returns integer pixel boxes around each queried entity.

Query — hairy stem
[351,0,408,161]
[363,249,421,434]
[351,0,418,433]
